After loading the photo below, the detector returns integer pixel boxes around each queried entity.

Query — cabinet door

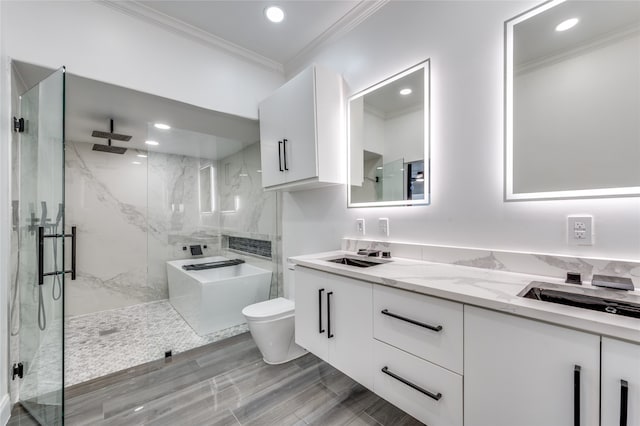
[464,306,600,426]
[327,274,373,389]
[259,88,287,188]
[281,66,318,184]
[294,267,329,361]
[602,337,640,426]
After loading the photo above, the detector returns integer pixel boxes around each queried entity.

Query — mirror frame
[504,0,640,201]
[347,60,431,208]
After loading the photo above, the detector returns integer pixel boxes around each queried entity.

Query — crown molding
[97,0,284,73]
[284,0,390,77]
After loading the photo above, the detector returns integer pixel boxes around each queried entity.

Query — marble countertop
[290,251,640,344]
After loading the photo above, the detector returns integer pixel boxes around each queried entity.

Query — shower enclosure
[13,67,66,424]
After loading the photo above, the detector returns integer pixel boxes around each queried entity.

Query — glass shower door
[17,67,65,425]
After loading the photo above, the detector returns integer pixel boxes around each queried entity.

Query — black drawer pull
[620,379,628,426]
[381,366,442,401]
[381,309,443,332]
[278,141,283,172]
[574,365,581,426]
[318,288,325,334]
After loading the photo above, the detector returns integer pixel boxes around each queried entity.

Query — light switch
[356,218,365,235]
[379,218,389,236]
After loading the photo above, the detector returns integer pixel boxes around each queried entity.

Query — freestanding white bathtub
[166,256,272,336]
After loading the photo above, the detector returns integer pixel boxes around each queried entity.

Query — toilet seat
[242,297,294,321]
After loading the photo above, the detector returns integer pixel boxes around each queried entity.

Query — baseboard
[0,394,11,426]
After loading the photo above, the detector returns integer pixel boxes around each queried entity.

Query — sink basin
[520,281,640,319]
[326,256,388,268]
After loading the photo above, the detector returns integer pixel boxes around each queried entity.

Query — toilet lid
[242,297,294,320]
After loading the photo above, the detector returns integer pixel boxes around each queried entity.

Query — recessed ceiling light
[137,154,147,158]
[556,18,579,32]
[399,88,412,96]
[145,140,159,146]
[376,166,383,170]
[154,123,171,130]
[132,161,141,165]
[265,6,285,23]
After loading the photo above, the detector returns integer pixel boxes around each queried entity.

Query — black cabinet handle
[381,366,442,401]
[318,288,325,334]
[381,309,443,332]
[283,138,289,171]
[327,291,334,338]
[574,365,581,426]
[620,379,628,426]
[278,141,283,172]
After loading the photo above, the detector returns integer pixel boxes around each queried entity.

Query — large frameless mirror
[505,0,640,200]
[348,61,430,207]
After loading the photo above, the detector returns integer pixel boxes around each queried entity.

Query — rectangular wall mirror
[505,0,640,200]
[348,60,430,207]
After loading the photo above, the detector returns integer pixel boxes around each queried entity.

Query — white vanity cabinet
[294,266,373,388]
[372,286,464,426]
[259,65,343,191]
[464,306,600,426]
[601,337,640,426]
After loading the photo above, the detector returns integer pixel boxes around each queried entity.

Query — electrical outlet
[379,218,389,237]
[567,216,593,246]
[356,218,365,235]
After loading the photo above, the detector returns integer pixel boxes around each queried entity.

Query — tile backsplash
[342,238,640,285]
[227,236,272,259]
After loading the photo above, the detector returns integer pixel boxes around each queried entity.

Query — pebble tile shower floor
[65,300,248,386]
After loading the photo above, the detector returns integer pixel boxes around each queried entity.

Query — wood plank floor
[9,332,423,425]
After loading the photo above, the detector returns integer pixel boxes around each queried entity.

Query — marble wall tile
[342,238,640,285]
[217,142,279,298]
[64,141,281,317]
[65,142,151,316]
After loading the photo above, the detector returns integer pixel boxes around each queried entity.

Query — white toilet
[242,297,307,364]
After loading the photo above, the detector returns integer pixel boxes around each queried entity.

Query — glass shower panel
[17,67,65,425]
[381,157,405,201]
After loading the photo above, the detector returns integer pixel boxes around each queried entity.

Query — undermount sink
[326,256,389,268]
[520,281,640,320]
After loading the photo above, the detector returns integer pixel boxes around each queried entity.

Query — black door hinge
[12,362,24,380]
[13,117,24,133]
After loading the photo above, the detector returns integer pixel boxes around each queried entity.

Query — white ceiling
[133,0,367,66]
[363,67,424,117]
[14,61,259,160]
[514,1,640,66]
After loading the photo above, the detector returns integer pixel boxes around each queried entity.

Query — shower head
[92,119,131,154]
[92,144,127,154]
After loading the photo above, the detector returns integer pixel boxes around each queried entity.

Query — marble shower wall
[217,142,280,297]
[65,142,219,317]
[147,151,220,296]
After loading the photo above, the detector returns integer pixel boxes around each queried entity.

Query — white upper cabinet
[259,65,344,190]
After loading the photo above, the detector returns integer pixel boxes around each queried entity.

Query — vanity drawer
[373,339,462,426]
[373,285,463,373]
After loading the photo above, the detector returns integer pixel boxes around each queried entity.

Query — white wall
[3,1,284,120]
[384,108,424,164]
[283,0,640,295]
